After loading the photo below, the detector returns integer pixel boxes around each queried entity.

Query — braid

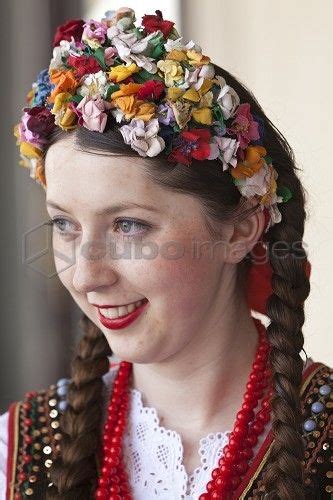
[46,314,112,499]
[260,163,311,497]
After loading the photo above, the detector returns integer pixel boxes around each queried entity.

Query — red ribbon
[246,208,311,315]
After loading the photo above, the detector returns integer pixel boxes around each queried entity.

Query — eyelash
[44,217,150,238]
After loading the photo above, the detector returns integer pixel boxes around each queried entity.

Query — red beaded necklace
[95,318,273,500]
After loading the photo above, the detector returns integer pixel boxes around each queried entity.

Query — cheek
[131,235,219,314]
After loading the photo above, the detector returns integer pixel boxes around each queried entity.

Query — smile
[98,298,147,319]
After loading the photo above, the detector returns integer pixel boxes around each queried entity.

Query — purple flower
[157,103,175,126]
[19,106,55,148]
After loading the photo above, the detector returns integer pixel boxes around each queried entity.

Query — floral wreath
[13,7,293,233]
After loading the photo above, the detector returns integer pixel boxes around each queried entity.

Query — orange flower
[111,82,143,100]
[165,49,187,62]
[112,93,156,122]
[186,49,210,67]
[113,95,137,120]
[47,70,78,104]
[231,146,267,180]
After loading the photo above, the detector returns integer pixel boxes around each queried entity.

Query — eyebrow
[46,200,161,216]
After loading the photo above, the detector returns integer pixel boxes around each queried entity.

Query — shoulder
[3,376,70,498]
[3,363,118,498]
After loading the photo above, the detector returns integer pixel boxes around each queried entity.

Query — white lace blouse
[0,357,313,499]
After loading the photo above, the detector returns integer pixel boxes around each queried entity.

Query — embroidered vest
[5,362,333,499]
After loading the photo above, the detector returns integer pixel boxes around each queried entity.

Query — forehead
[44,134,168,209]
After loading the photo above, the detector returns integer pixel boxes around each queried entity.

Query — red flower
[137,80,165,101]
[168,129,212,166]
[141,10,174,38]
[67,55,101,79]
[53,19,85,48]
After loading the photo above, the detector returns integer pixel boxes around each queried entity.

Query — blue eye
[114,219,149,238]
[44,218,76,236]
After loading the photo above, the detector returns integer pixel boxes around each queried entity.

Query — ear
[224,206,266,264]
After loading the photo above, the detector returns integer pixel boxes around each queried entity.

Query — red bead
[22,402,32,411]
[24,418,33,426]
[23,455,32,464]
[251,421,264,435]
[24,435,33,445]
[108,495,121,500]
[233,459,249,474]
[109,484,121,493]
[14,494,22,500]
[244,434,258,447]
[199,495,210,500]
[207,479,215,491]
[95,487,108,497]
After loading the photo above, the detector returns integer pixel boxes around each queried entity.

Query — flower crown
[13,7,292,233]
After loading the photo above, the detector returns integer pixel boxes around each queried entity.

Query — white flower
[181,64,216,90]
[108,28,159,73]
[119,118,165,157]
[215,75,240,120]
[164,37,202,53]
[209,137,240,170]
[77,70,108,99]
[49,38,82,71]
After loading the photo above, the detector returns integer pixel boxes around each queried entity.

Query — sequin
[43,446,52,455]
[49,409,58,418]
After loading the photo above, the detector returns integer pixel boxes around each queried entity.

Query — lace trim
[102,368,232,498]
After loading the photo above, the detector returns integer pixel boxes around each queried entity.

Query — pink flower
[82,19,108,48]
[227,103,260,150]
[76,96,108,132]
[104,47,118,66]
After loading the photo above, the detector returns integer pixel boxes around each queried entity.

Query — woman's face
[45,133,238,364]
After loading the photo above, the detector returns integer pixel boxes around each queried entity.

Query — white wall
[83,0,180,29]
[180,0,332,365]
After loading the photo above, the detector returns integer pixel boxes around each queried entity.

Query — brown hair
[44,64,310,499]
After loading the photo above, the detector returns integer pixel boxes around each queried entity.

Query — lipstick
[97,299,149,330]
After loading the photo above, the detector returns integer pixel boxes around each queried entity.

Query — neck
[131,285,260,436]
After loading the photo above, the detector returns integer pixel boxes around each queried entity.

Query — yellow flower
[186,49,211,67]
[109,63,140,83]
[182,88,201,102]
[165,49,187,62]
[20,142,43,159]
[192,107,213,125]
[51,92,77,130]
[167,87,184,102]
[157,60,184,87]
[135,101,156,121]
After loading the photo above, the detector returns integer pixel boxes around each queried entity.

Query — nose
[72,237,118,294]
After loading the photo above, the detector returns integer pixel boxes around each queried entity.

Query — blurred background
[1,0,332,412]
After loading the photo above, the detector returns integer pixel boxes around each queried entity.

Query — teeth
[99,299,146,319]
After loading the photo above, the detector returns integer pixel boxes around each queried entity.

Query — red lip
[96,299,149,330]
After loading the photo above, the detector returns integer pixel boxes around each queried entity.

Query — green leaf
[151,44,165,59]
[212,105,225,125]
[92,47,108,70]
[105,84,120,100]
[133,70,164,83]
[276,186,293,203]
[69,94,84,103]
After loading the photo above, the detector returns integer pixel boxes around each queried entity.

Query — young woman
[1,7,332,500]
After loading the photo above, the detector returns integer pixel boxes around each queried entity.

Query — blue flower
[32,69,55,107]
